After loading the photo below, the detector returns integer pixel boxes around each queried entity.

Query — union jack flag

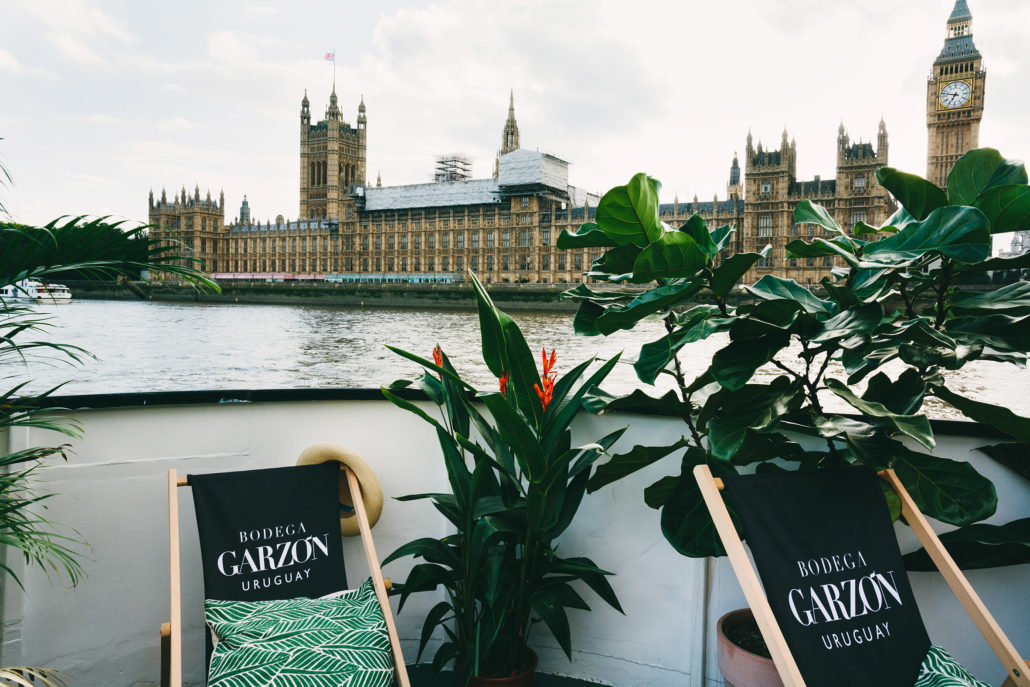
[325,52,335,61]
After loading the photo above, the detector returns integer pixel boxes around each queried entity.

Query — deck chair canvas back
[161,461,410,687]
[695,465,1029,687]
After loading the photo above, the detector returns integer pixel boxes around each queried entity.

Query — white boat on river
[0,279,73,303]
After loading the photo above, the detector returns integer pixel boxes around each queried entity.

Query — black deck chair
[160,459,410,686]
[695,465,1029,687]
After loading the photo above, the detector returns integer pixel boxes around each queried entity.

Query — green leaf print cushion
[205,578,394,686]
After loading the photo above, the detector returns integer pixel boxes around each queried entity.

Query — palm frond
[0,216,219,290]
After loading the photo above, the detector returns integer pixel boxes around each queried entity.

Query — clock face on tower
[939,80,972,109]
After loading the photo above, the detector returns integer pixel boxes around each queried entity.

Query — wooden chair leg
[345,467,411,687]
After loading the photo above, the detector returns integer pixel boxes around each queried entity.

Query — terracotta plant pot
[717,609,783,687]
[469,650,539,687]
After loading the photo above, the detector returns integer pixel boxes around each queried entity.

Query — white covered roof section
[496,148,568,190]
[361,149,572,211]
[363,178,499,211]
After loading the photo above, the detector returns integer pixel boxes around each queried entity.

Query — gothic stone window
[388,258,395,271]
[520,229,530,247]
[345,257,354,271]
[388,235,395,250]
[361,236,369,250]
[401,257,407,271]
[428,257,435,271]
[487,232,495,248]
[442,232,450,249]
[558,254,567,270]
[375,257,382,271]
[428,234,436,250]
[486,255,494,270]
[375,236,382,250]
[521,196,530,208]
[442,257,449,271]
[502,231,510,248]
[850,211,866,228]
[574,254,583,270]
[362,258,369,271]
[470,256,478,270]
[759,214,773,237]
[456,256,463,270]
[414,257,421,271]
[401,235,408,250]
[471,231,479,248]
[542,254,550,270]
[541,229,550,246]
[519,255,530,270]
[456,232,464,249]
[854,175,867,192]
[761,181,772,195]
[501,255,509,270]
[414,235,422,249]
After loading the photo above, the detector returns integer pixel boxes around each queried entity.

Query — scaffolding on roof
[434,155,472,182]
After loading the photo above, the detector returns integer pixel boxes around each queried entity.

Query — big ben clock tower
[927,0,986,189]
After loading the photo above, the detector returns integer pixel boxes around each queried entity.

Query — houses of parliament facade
[149,1,986,286]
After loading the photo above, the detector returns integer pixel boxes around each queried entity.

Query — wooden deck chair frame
[694,465,1030,687]
[160,465,411,687]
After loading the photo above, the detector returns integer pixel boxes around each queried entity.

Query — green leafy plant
[381,271,624,683]
[557,148,1030,568]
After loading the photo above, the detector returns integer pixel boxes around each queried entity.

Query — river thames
[5,299,1029,419]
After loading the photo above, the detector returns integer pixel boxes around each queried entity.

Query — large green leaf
[530,586,574,659]
[556,222,619,249]
[825,378,934,450]
[634,306,733,384]
[498,312,544,427]
[710,247,770,298]
[861,206,990,265]
[808,303,882,344]
[710,330,790,391]
[794,200,843,234]
[588,243,641,280]
[862,369,926,416]
[594,280,703,335]
[594,173,662,247]
[469,270,507,377]
[932,385,1030,442]
[677,214,718,256]
[707,378,803,460]
[560,283,635,303]
[903,518,1030,571]
[587,437,692,492]
[977,442,1030,482]
[479,393,546,480]
[581,387,693,417]
[744,274,835,314]
[947,148,1028,206]
[572,301,605,336]
[660,450,739,558]
[946,313,1030,352]
[950,282,1030,317]
[875,167,948,220]
[974,185,1030,235]
[631,231,708,282]
[892,447,997,526]
[785,237,860,267]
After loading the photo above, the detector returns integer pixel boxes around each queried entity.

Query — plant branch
[665,316,703,446]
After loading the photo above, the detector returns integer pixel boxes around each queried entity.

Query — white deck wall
[1,398,1027,686]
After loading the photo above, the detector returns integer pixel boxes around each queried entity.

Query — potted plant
[381,271,625,685]
[555,149,1030,681]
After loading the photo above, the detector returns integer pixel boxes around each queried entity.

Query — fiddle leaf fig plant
[558,148,1030,569]
[382,270,624,684]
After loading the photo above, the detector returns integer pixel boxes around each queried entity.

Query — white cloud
[158,117,199,130]
[87,114,122,124]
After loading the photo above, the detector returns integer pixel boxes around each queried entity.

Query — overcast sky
[1,0,1028,233]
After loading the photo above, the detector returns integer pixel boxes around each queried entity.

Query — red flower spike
[499,372,510,396]
[432,346,444,378]
[541,348,557,377]
[534,375,555,411]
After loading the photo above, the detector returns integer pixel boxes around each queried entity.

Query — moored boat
[0,279,73,303]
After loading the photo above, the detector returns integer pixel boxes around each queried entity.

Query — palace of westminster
[149,1,988,286]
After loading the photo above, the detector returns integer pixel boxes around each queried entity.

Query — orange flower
[432,346,443,377]
[534,376,554,411]
[535,347,557,410]
[499,372,510,395]
[541,348,556,377]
